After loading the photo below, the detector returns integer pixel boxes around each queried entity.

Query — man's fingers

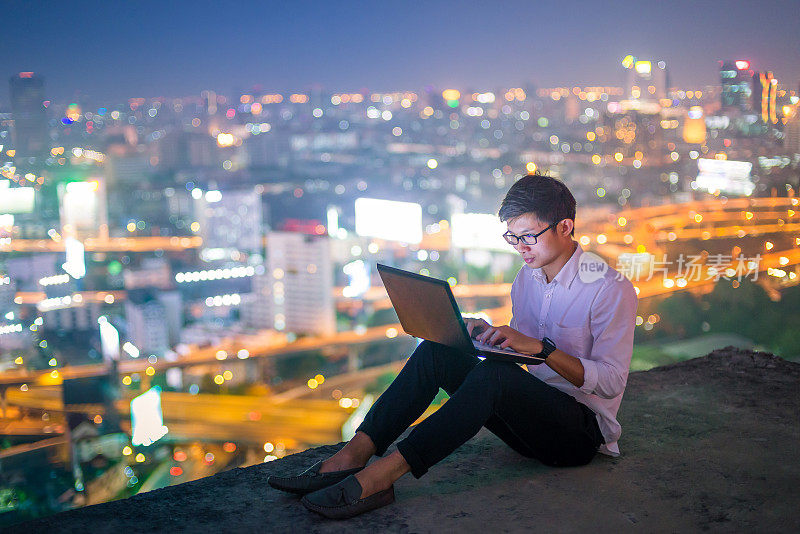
[465,319,484,338]
[487,329,506,346]
[478,327,496,343]
[468,320,487,339]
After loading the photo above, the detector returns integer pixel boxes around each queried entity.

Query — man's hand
[463,317,491,339]
[476,325,544,355]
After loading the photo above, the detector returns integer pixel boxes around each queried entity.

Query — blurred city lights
[0,43,797,523]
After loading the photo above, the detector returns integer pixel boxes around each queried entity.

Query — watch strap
[539,337,556,359]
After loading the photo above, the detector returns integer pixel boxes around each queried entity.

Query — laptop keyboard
[473,340,530,356]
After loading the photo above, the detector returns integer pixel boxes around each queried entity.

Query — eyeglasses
[502,222,557,246]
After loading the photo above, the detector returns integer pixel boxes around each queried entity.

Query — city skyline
[3,0,799,106]
[2,3,800,524]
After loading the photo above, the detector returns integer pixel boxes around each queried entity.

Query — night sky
[2,0,799,106]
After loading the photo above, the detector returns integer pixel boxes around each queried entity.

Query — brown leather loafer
[267,461,364,496]
[301,475,395,519]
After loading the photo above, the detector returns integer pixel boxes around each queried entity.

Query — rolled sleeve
[580,277,638,399]
[578,357,598,394]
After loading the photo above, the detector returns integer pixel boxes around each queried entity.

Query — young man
[268,174,638,519]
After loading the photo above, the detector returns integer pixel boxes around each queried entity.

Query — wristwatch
[538,337,556,361]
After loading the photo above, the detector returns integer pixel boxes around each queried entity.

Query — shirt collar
[530,243,583,289]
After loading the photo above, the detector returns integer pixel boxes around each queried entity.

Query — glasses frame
[502,221,558,246]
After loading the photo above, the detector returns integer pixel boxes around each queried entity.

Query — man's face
[505,213,569,269]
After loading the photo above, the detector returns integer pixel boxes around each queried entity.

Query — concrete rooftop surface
[15,347,800,533]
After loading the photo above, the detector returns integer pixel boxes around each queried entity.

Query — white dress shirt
[509,244,638,457]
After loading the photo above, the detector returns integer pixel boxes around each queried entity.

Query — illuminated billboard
[355,198,422,243]
[451,213,512,252]
[696,159,754,196]
[98,316,119,361]
[130,387,169,447]
[342,260,370,298]
[634,60,652,75]
[59,180,107,236]
[63,237,86,279]
[0,214,13,237]
[0,181,35,213]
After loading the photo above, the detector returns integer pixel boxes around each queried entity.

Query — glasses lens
[520,235,536,245]
[503,233,517,245]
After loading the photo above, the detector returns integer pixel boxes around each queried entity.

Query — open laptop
[376,263,546,365]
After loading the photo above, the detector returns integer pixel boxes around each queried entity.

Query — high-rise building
[106,151,153,187]
[0,112,12,148]
[785,115,800,156]
[157,291,183,347]
[124,288,180,355]
[158,131,219,169]
[9,72,48,165]
[4,253,58,291]
[42,302,102,332]
[269,232,334,336]
[621,55,668,100]
[0,273,27,352]
[246,129,292,167]
[186,132,220,168]
[201,90,218,116]
[123,258,173,290]
[752,71,779,124]
[720,60,753,112]
[240,268,273,330]
[194,188,264,257]
[242,232,335,336]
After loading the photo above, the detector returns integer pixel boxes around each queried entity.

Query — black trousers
[356,340,604,478]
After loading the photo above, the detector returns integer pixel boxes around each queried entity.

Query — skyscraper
[752,71,779,124]
[9,72,48,165]
[242,232,335,336]
[194,188,264,257]
[720,60,753,112]
[621,55,668,100]
[785,115,800,156]
[125,289,172,355]
[0,273,26,352]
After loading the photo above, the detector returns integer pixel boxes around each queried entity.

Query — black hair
[498,174,576,236]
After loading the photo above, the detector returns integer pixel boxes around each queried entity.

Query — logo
[578,251,609,283]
